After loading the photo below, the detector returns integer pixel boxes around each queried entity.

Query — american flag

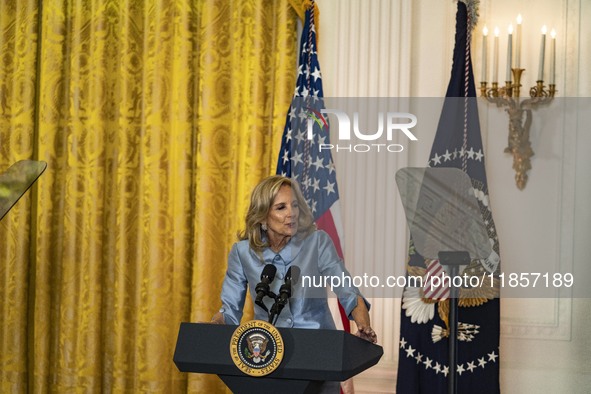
[396,1,501,393]
[276,4,352,337]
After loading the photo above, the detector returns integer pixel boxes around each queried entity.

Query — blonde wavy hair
[239,175,316,253]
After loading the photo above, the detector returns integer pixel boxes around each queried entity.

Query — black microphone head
[261,264,277,282]
[255,264,277,306]
[286,266,301,285]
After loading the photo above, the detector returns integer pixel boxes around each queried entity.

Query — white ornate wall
[318,1,414,392]
[316,0,591,392]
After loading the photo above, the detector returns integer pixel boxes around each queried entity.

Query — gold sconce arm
[480,68,556,190]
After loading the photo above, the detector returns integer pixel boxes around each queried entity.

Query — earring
[261,223,268,231]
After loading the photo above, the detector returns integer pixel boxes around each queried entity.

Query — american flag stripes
[276,4,350,334]
[423,259,450,301]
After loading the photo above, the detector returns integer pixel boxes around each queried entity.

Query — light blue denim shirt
[219,230,368,328]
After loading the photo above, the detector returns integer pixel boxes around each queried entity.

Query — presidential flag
[396,1,501,393]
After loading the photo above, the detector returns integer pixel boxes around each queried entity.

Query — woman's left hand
[356,325,378,343]
[351,296,378,343]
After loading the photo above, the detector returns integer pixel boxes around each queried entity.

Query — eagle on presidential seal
[401,238,500,343]
[244,333,271,363]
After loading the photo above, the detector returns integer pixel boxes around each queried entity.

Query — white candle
[515,14,522,68]
[482,26,488,81]
[493,27,500,83]
[506,24,513,82]
[549,29,556,84]
[538,25,547,81]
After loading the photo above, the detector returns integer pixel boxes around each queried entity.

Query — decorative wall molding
[500,298,572,340]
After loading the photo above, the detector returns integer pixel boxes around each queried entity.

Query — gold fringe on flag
[458,0,480,31]
[288,0,320,43]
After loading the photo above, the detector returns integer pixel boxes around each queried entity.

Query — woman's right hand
[209,311,225,324]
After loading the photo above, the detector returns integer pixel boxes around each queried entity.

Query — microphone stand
[269,286,289,325]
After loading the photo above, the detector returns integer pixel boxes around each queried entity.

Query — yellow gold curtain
[0,0,298,392]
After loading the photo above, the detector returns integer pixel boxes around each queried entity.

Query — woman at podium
[210,175,377,344]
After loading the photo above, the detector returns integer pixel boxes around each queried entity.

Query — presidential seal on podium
[230,320,284,377]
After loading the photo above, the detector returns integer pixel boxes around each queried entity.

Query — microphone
[255,264,277,310]
[269,266,300,324]
[279,266,300,303]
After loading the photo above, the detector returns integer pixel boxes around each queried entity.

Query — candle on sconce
[493,27,500,83]
[506,24,513,82]
[482,26,488,81]
[515,14,522,68]
[549,29,556,84]
[538,25,547,81]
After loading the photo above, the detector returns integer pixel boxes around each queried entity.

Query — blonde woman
[211,175,376,344]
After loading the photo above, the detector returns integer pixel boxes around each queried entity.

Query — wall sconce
[478,16,557,190]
